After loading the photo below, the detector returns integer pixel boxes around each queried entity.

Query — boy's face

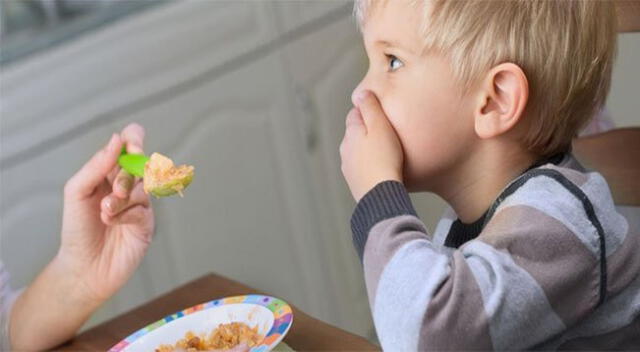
[353,0,477,191]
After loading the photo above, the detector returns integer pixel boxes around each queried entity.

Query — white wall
[608,33,640,128]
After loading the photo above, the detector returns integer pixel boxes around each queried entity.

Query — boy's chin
[403,176,431,193]
[403,170,444,193]
[402,160,455,193]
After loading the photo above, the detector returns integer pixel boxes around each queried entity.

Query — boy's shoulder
[434,154,635,261]
[491,155,617,221]
[494,155,617,227]
[478,155,640,320]
[480,154,631,261]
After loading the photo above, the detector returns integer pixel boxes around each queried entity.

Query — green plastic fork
[117,147,149,177]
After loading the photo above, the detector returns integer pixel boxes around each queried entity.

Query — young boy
[340,0,640,350]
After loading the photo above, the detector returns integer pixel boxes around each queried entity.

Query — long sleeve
[1,262,21,351]
[351,174,639,350]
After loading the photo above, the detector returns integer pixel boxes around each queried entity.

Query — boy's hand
[57,123,155,305]
[340,90,404,202]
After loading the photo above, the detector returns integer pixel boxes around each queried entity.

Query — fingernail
[104,198,113,212]
[119,177,132,192]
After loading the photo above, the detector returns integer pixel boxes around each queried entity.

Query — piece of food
[143,152,194,198]
[155,322,262,352]
[208,322,261,350]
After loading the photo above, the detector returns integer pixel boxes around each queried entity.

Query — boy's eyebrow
[375,39,417,55]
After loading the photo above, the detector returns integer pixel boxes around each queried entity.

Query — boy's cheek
[379,91,418,134]
[378,100,403,134]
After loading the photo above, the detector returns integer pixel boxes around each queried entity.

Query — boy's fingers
[121,123,145,154]
[354,90,390,131]
[65,134,122,199]
[345,107,366,132]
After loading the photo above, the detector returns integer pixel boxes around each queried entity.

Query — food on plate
[155,322,262,352]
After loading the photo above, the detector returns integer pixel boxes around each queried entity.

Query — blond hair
[355,0,617,157]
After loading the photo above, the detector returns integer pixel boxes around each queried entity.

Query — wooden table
[59,273,379,351]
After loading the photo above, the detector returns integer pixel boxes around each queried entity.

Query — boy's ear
[474,63,529,139]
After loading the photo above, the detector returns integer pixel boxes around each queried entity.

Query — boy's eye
[386,54,404,72]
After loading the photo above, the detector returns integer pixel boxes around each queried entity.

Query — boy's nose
[351,84,369,106]
[351,87,361,106]
[352,72,376,106]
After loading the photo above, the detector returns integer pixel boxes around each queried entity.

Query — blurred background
[1,0,638,341]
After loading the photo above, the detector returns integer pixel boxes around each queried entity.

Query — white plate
[109,295,293,352]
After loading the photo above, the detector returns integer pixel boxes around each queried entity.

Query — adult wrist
[50,253,105,309]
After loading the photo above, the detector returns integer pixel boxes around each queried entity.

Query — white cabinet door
[269,1,376,338]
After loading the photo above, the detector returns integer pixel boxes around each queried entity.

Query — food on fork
[143,153,194,198]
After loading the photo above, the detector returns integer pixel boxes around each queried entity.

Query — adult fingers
[65,134,122,200]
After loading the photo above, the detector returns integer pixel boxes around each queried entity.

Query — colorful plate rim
[108,294,294,352]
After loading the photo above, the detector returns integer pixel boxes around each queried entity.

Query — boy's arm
[353,180,606,351]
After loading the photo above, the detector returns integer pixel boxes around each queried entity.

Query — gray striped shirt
[351,159,640,350]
